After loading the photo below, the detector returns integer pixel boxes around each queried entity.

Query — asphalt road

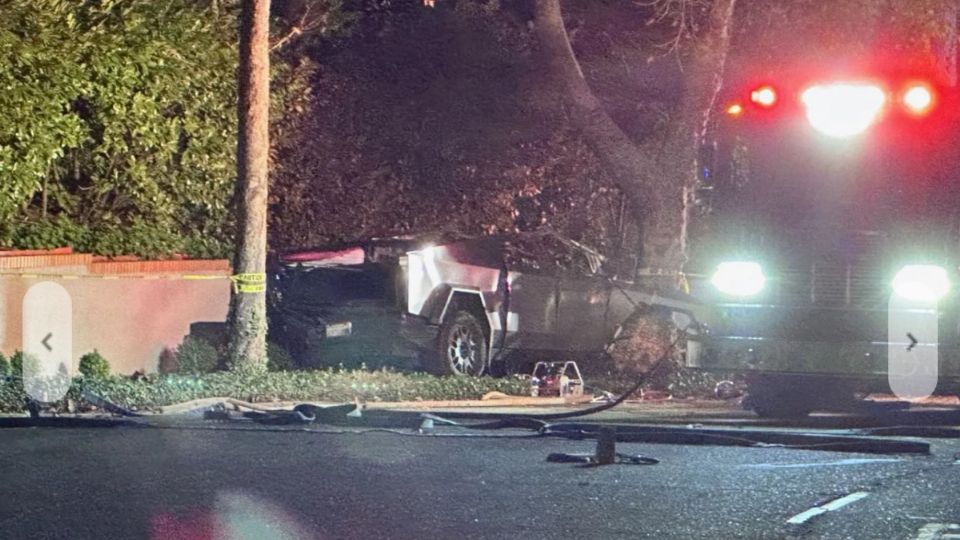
[1,419,959,539]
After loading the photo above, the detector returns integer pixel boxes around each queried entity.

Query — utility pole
[227,0,271,371]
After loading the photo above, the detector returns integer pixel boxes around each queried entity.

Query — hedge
[0,369,531,413]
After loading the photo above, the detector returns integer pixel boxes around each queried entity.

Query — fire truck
[684,62,960,416]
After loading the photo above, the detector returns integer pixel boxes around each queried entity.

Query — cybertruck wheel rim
[447,323,484,376]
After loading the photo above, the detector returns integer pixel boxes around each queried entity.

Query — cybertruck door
[557,250,610,352]
[505,269,559,350]
[499,236,564,351]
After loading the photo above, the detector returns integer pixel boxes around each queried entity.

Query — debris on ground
[865,394,960,406]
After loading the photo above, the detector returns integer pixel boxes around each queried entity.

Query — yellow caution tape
[230,272,266,294]
[678,273,691,294]
[183,274,226,280]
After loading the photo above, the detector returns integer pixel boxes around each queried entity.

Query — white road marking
[914,523,960,540]
[786,491,870,525]
[745,458,901,469]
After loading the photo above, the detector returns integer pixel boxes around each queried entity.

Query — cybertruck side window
[503,235,595,278]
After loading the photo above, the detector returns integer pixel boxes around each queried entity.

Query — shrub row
[0,369,531,413]
[0,338,293,381]
[0,350,112,379]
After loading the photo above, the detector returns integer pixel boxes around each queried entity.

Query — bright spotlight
[801,83,886,138]
[892,265,949,302]
[711,261,766,297]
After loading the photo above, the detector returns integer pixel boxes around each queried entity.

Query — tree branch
[269,2,330,52]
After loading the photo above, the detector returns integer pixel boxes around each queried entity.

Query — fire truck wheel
[432,310,489,376]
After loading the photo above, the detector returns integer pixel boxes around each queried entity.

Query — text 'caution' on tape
[230,272,266,294]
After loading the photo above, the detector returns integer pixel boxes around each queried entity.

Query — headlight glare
[892,265,949,302]
[711,262,766,297]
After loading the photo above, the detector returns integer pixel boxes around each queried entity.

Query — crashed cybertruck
[270,231,706,376]
[684,66,960,416]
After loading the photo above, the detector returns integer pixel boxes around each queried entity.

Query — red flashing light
[750,85,777,108]
[903,84,934,115]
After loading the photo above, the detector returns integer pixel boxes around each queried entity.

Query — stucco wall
[0,268,230,375]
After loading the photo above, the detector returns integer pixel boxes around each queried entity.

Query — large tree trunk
[533,0,737,273]
[227,0,271,371]
[532,0,656,219]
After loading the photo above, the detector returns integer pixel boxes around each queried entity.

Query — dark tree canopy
[2,0,955,261]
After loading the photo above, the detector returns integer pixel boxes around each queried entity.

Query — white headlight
[801,83,886,138]
[892,265,949,302]
[711,262,766,297]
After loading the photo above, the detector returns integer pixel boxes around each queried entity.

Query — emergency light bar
[726,79,939,138]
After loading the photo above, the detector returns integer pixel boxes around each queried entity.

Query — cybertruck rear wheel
[431,310,488,376]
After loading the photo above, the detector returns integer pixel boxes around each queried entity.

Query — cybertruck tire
[430,310,488,377]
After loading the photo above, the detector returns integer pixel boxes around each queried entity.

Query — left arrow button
[42,333,53,352]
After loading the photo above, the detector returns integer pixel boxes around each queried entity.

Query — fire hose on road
[0,339,940,456]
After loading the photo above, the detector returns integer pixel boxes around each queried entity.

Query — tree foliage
[0,0,237,257]
[2,0,954,263]
[267,1,629,258]
[721,0,959,97]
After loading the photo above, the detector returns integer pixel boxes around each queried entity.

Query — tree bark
[669,0,739,268]
[935,2,957,86]
[532,0,656,218]
[227,0,271,371]
[532,0,737,273]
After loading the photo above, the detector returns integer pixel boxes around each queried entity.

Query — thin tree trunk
[227,0,270,371]
[41,174,48,219]
[936,2,957,86]
[674,0,738,267]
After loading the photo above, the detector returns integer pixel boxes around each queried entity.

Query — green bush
[10,351,22,375]
[11,216,90,251]
[157,347,178,374]
[175,337,220,375]
[0,353,8,376]
[9,351,39,376]
[0,380,26,411]
[267,343,295,372]
[78,350,111,379]
[81,219,185,260]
